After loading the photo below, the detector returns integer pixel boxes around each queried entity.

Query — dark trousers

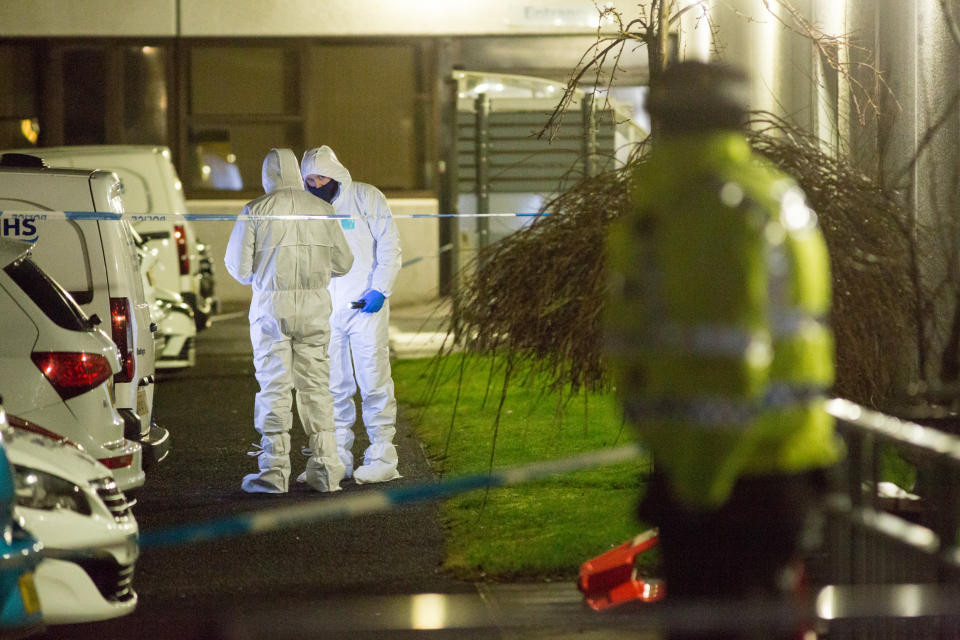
[638,468,829,639]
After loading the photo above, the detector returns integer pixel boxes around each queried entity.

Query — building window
[185,45,303,195]
[63,48,107,145]
[123,45,169,144]
[0,44,40,149]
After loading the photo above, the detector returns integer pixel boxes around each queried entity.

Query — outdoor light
[19,119,38,145]
[410,593,447,630]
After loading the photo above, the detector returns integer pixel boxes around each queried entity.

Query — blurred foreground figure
[604,61,841,639]
[225,148,353,493]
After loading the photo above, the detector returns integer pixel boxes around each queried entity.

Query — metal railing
[815,399,960,638]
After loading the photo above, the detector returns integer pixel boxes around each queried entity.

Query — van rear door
[89,174,160,449]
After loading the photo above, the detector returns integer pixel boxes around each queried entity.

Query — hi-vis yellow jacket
[604,131,842,509]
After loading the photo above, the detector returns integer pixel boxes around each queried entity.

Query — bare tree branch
[537,10,650,141]
[759,0,896,125]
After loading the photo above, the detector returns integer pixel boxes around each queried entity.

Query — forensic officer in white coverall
[225,148,353,494]
[300,145,403,484]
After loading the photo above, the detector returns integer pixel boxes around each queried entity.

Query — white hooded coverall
[300,146,402,484]
[225,148,353,493]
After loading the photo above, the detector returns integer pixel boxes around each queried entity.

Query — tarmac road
[34,306,491,640]
[34,305,654,640]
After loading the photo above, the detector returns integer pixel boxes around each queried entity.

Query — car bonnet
[4,422,114,485]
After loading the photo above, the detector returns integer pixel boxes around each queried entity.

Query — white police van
[0,154,169,476]
[6,145,214,332]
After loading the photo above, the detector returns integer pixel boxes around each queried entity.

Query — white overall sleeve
[330,221,354,278]
[364,189,402,297]
[224,207,257,286]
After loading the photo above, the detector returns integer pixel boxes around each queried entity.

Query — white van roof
[8,146,183,215]
[0,165,124,213]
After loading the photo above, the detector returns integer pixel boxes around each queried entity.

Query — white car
[137,235,196,369]
[7,145,217,331]
[137,243,170,365]
[0,407,44,635]
[0,237,145,491]
[4,413,138,624]
[0,154,169,478]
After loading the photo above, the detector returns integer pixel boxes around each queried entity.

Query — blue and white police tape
[402,243,454,268]
[138,443,644,550]
[0,210,551,222]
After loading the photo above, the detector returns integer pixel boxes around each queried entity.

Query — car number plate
[18,572,40,615]
[126,533,139,558]
[137,388,148,417]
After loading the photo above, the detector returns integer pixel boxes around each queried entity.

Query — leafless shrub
[440,117,915,410]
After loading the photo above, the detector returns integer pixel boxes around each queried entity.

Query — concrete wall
[699,0,960,384]
[0,0,630,37]
[0,1,177,36]
[873,0,960,382]
[706,0,845,138]
[707,0,783,117]
[186,197,439,308]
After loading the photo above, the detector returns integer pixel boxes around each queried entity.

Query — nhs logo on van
[0,213,42,243]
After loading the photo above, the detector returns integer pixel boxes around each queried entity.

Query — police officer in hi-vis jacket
[604,61,841,639]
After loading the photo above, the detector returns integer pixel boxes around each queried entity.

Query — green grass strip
[393,354,653,580]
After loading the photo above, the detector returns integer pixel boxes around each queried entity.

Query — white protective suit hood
[300,145,352,194]
[263,148,304,193]
[224,146,353,309]
[299,146,402,307]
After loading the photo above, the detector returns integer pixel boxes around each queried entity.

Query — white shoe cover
[353,442,401,485]
[339,447,354,480]
[242,470,288,493]
[242,434,290,493]
[298,446,353,483]
[299,432,345,492]
[334,429,355,480]
[300,460,344,492]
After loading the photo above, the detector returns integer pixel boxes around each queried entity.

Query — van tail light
[174,224,190,275]
[31,352,113,400]
[110,297,135,383]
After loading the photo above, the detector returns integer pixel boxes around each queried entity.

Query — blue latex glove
[357,289,385,313]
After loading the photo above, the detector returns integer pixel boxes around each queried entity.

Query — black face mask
[307,180,339,203]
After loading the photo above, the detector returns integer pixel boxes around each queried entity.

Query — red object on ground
[578,528,665,611]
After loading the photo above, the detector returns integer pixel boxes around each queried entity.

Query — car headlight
[14,467,91,516]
